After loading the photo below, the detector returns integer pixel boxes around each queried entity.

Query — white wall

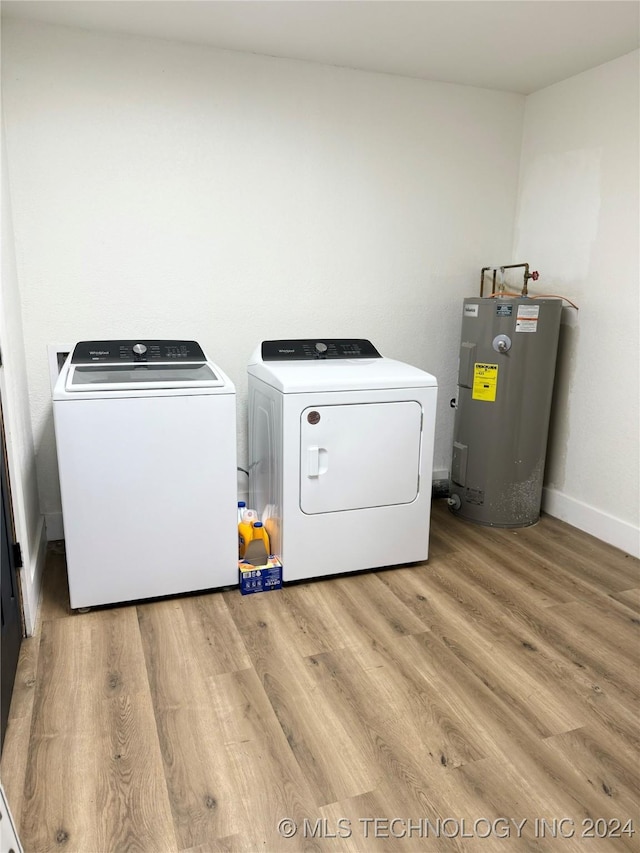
[1,19,525,534]
[513,50,640,557]
[0,125,46,636]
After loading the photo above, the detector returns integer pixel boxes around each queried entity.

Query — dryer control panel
[71,340,206,364]
[262,339,381,360]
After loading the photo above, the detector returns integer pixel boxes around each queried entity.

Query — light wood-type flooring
[2,501,639,852]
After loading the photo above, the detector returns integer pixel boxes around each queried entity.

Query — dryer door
[300,401,422,514]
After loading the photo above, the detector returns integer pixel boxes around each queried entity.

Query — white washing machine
[248,338,438,582]
[53,339,237,609]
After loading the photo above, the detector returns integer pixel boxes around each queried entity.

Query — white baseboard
[44,511,64,542]
[21,515,48,637]
[542,487,640,559]
[432,469,449,481]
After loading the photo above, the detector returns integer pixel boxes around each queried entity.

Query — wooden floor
[2,501,639,852]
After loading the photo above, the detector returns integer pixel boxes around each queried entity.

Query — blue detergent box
[238,558,283,595]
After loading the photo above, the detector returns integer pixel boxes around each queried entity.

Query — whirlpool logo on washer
[89,350,109,356]
[278,349,295,354]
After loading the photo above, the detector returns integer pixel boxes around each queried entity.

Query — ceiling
[2,1,639,95]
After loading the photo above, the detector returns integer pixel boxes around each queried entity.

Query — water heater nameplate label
[516,304,540,333]
[464,304,479,318]
[496,304,513,317]
[472,363,498,402]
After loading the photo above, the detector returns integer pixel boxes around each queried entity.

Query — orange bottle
[238,509,259,558]
[238,518,253,558]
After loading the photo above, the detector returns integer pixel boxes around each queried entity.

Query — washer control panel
[71,340,206,364]
[262,339,381,361]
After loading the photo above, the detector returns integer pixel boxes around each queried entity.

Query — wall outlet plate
[47,343,73,393]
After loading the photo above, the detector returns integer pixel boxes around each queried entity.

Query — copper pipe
[479,263,539,296]
[499,262,540,296]
[480,267,491,297]
[480,267,501,298]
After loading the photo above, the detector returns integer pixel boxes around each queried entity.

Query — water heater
[449,295,562,527]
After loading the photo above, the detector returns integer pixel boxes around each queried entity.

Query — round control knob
[492,334,512,354]
[132,343,147,355]
[315,342,328,354]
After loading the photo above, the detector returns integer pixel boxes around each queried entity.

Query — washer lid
[55,339,232,395]
[248,355,437,393]
[65,362,224,392]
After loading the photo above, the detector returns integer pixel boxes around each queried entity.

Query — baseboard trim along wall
[542,486,640,559]
[22,515,48,636]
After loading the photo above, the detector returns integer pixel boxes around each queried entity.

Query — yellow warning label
[472,363,498,402]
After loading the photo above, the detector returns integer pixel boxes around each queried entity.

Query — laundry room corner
[512,50,640,557]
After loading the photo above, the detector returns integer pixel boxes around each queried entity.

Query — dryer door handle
[307,446,329,478]
[308,445,320,477]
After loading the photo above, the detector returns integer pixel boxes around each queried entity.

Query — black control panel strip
[262,339,381,361]
[71,340,206,364]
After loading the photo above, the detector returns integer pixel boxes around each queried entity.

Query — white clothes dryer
[53,339,237,609]
[248,339,437,582]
